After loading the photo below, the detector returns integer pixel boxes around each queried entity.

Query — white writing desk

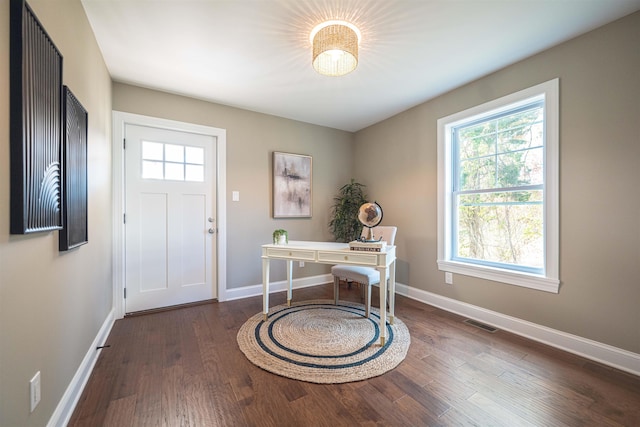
[261,241,396,345]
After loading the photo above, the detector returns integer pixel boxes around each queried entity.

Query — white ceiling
[81,0,640,132]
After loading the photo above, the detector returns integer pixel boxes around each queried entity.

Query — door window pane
[140,141,204,182]
[142,141,163,161]
[185,165,204,182]
[185,146,204,164]
[165,144,184,163]
[165,163,184,181]
[142,160,164,180]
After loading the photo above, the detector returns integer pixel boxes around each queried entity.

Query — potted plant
[329,179,367,242]
[272,229,288,245]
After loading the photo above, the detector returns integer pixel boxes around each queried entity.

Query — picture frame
[272,152,312,218]
[59,86,88,251]
[9,0,64,234]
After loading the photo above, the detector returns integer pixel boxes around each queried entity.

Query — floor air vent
[463,319,498,333]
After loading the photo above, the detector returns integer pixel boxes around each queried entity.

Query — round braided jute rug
[237,300,410,383]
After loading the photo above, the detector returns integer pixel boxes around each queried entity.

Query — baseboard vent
[464,319,498,333]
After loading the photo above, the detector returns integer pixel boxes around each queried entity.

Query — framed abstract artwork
[10,0,64,234]
[59,86,88,251]
[272,152,312,218]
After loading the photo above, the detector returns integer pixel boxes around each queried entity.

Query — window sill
[437,260,560,293]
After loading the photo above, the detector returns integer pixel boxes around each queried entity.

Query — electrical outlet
[299,261,305,267]
[30,371,41,412]
[445,272,453,285]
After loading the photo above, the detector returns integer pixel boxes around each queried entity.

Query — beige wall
[112,84,355,288]
[2,2,638,424]
[354,11,640,354]
[0,0,113,425]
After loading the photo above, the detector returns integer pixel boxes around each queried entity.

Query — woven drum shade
[312,23,358,76]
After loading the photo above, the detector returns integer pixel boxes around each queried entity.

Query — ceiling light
[310,20,361,77]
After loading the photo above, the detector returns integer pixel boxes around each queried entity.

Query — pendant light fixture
[310,20,361,77]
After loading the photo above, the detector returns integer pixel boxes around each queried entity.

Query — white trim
[215,129,228,302]
[394,283,640,377]
[112,111,227,316]
[437,260,560,293]
[224,274,334,301]
[47,310,115,427]
[217,276,640,376]
[437,78,560,293]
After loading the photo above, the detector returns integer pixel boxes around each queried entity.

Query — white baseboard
[394,282,640,377]
[223,273,333,301]
[47,309,115,427]
[227,276,639,375]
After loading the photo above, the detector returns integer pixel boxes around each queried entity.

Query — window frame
[437,79,560,293]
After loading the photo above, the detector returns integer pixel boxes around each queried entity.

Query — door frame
[112,111,227,319]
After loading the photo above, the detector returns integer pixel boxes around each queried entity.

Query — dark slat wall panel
[59,87,88,250]
[10,0,63,234]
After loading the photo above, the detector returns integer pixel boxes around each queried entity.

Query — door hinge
[124,288,127,299]
[123,213,126,224]
[123,138,126,149]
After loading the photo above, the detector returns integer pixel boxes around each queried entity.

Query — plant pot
[273,229,288,245]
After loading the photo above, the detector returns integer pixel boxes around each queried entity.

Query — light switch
[232,191,240,202]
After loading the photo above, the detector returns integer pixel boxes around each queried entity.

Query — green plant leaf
[328,179,367,242]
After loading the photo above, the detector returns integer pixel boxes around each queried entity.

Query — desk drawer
[266,248,316,261]
[318,251,377,266]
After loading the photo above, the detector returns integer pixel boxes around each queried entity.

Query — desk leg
[389,260,396,325]
[287,260,293,306]
[262,258,270,321]
[378,265,387,346]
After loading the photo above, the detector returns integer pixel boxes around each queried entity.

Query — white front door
[124,124,217,313]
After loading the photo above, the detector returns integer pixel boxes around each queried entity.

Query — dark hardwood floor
[69,284,640,426]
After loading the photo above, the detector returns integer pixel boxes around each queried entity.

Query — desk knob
[289,252,292,256]
[344,256,348,261]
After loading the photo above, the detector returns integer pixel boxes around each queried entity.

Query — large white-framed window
[437,79,559,293]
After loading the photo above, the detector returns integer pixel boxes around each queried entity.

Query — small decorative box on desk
[349,240,387,252]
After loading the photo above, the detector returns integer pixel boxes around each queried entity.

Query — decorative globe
[357,202,383,241]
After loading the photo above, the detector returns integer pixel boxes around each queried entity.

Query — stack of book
[349,240,387,252]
